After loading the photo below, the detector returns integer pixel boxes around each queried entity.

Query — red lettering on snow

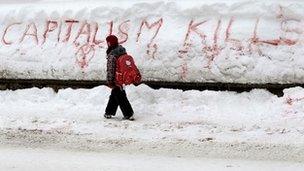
[136,18,163,42]
[73,21,91,44]
[75,43,96,69]
[108,21,113,36]
[178,19,208,79]
[136,18,163,58]
[251,18,297,46]
[42,20,59,44]
[118,20,130,44]
[2,22,22,45]
[63,20,79,42]
[225,17,241,43]
[204,19,222,68]
[57,21,62,42]
[179,20,208,54]
[20,22,39,45]
[91,22,104,46]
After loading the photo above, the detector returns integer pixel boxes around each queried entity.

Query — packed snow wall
[0,0,304,84]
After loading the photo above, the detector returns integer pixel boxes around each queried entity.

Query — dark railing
[0,78,303,96]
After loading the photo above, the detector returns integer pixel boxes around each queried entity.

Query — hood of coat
[109,45,127,57]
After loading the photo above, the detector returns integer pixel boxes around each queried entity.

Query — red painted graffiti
[2,22,22,45]
[0,5,302,72]
[179,20,208,55]
[73,21,91,45]
[204,19,222,68]
[20,22,39,45]
[118,20,130,44]
[63,19,79,42]
[136,18,163,58]
[91,22,104,46]
[225,17,239,43]
[179,19,208,79]
[42,20,59,44]
[108,21,113,36]
[251,18,297,46]
[75,42,96,69]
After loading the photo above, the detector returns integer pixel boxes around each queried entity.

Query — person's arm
[106,54,116,88]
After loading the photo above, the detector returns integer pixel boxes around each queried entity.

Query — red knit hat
[106,35,118,46]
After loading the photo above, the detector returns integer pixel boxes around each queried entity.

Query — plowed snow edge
[0,129,303,162]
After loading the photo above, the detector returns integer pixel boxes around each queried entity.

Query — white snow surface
[0,0,304,83]
[1,84,304,145]
[1,146,304,171]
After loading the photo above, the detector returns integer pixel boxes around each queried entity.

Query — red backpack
[115,54,141,87]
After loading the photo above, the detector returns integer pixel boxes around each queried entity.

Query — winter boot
[104,113,112,119]
[123,115,135,121]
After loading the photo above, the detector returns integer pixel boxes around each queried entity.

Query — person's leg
[113,87,134,119]
[105,88,119,117]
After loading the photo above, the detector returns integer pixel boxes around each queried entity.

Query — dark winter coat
[106,45,127,84]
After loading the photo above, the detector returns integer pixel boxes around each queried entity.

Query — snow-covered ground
[1,85,304,161]
[0,0,304,83]
[1,146,304,171]
[1,0,304,168]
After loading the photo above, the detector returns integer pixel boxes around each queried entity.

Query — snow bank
[1,85,304,160]
[0,0,304,83]
[1,85,304,144]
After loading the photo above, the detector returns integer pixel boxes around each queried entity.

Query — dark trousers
[105,87,133,118]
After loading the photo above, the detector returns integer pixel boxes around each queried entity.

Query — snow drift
[0,0,304,84]
[1,84,304,144]
[1,85,304,161]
